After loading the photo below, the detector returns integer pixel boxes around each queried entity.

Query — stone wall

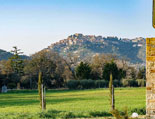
[146,38,155,119]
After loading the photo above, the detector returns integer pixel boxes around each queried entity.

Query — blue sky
[0,0,154,55]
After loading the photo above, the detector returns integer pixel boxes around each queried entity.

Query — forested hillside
[0,49,13,60]
[0,49,29,61]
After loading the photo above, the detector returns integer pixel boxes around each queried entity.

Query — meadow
[0,88,145,119]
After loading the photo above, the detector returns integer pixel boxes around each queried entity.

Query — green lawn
[0,88,145,119]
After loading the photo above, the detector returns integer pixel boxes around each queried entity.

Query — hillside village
[46,33,146,65]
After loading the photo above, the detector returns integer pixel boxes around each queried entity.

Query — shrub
[61,112,87,119]
[136,79,146,87]
[128,79,138,87]
[80,80,95,89]
[122,79,138,87]
[113,80,121,87]
[95,80,108,88]
[122,79,129,87]
[7,83,16,89]
[130,107,146,115]
[39,112,56,119]
[89,111,112,117]
[63,112,76,119]
[66,80,80,89]
[38,110,61,119]
[67,78,144,89]
[111,108,132,119]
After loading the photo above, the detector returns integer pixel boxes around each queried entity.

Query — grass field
[0,88,145,119]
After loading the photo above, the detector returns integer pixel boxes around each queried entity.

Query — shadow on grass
[0,96,96,107]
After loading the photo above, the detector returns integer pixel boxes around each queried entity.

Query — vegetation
[0,88,145,119]
[10,46,24,89]
[0,46,146,119]
[0,49,28,61]
[137,67,146,80]
[111,108,131,119]
[0,47,146,90]
[75,62,91,80]
[0,35,147,119]
[66,79,145,90]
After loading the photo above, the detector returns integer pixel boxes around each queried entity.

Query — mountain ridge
[0,49,29,61]
[46,33,146,64]
[0,33,146,64]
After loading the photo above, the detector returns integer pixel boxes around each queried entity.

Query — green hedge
[122,79,137,87]
[122,79,146,87]
[80,80,95,89]
[95,80,108,88]
[66,80,80,89]
[7,83,16,89]
[66,79,146,90]
[67,80,109,89]
[136,79,146,87]
[113,80,121,87]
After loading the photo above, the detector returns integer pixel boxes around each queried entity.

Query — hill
[0,49,29,61]
[47,33,146,64]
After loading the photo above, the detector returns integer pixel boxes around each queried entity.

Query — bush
[67,78,144,90]
[7,83,16,89]
[63,112,76,119]
[113,80,121,87]
[128,79,138,87]
[80,80,95,89]
[66,80,80,89]
[122,79,129,87]
[38,110,61,119]
[130,107,146,115]
[39,112,56,119]
[122,79,138,87]
[95,80,108,88]
[136,79,146,87]
[89,111,112,117]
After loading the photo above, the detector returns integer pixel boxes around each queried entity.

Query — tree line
[0,47,146,90]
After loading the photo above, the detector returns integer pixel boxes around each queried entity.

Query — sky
[0,0,154,55]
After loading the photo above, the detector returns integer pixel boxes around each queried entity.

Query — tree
[118,68,126,80]
[24,50,71,88]
[137,67,146,80]
[0,60,16,89]
[130,67,136,80]
[25,50,56,88]
[90,54,106,80]
[62,53,78,80]
[102,61,119,81]
[75,62,92,80]
[9,46,24,89]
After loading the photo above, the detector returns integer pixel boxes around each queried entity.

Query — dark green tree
[75,62,92,80]
[102,61,119,81]
[10,46,24,88]
[118,68,126,80]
